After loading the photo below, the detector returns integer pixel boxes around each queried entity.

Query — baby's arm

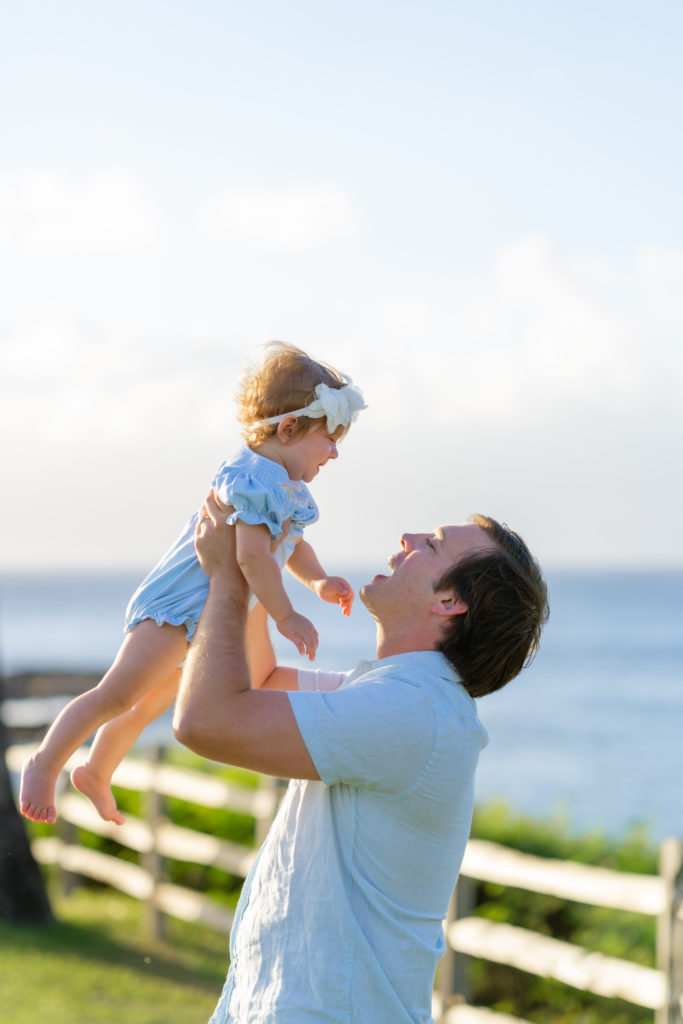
[286,539,354,617]
[235,522,318,660]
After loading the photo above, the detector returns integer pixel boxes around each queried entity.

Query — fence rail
[436,837,683,1024]
[7,742,683,1023]
[6,742,277,936]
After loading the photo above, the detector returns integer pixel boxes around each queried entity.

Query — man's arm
[172,492,319,780]
[245,603,300,691]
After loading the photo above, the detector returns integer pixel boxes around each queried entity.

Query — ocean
[1,568,682,841]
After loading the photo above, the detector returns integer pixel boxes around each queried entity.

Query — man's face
[361,523,497,620]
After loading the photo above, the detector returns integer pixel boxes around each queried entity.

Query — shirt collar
[352,650,459,683]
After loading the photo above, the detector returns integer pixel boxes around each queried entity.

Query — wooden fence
[6,742,280,938]
[7,742,683,1023]
[435,837,683,1024]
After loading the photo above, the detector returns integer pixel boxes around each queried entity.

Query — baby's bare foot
[20,754,58,824]
[71,763,125,825]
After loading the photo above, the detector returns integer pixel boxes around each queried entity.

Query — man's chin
[359,575,388,613]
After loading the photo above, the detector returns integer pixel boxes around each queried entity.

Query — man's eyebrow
[434,528,445,543]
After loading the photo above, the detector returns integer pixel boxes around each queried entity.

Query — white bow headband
[259,381,366,434]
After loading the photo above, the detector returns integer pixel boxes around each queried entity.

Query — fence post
[436,873,477,1020]
[255,776,284,847]
[143,745,165,939]
[656,837,683,1024]
[58,770,78,897]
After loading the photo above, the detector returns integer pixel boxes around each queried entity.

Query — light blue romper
[125,446,319,641]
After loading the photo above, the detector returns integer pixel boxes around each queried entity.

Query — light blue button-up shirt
[209,651,488,1024]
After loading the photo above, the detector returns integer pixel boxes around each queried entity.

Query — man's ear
[430,591,468,618]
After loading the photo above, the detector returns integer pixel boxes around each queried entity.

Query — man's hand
[215,491,291,559]
[276,611,319,661]
[195,491,245,597]
[175,489,319,781]
[272,517,291,555]
[314,576,355,617]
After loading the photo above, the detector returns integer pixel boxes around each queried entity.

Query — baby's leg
[71,666,181,824]
[20,621,187,825]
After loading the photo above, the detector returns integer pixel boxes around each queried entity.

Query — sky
[1,1,682,574]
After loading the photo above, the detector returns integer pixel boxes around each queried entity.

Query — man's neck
[375,625,437,660]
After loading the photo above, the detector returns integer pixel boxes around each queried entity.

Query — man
[173,496,548,1024]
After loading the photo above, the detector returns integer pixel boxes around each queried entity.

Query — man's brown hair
[435,515,549,698]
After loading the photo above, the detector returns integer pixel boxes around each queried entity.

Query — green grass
[8,751,260,1022]
[18,765,663,1024]
[0,881,230,1024]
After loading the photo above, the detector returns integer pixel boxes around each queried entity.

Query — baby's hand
[315,577,355,617]
[277,612,319,661]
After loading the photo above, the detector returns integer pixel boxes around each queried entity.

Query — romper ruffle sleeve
[124,446,319,641]
[218,472,289,538]
[213,456,319,544]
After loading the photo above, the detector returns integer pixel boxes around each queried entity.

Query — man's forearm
[246,604,299,691]
[173,493,319,778]
[173,572,250,753]
[172,570,318,778]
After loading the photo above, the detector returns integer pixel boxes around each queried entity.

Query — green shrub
[26,766,663,1024]
[464,802,658,1023]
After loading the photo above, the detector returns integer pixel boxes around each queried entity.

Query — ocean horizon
[2,567,682,842]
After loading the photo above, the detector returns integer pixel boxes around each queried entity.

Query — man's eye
[426,537,435,551]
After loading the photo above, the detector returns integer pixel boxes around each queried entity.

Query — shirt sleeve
[216,472,285,537]
[297,668,347,692]
[288,676,436,794]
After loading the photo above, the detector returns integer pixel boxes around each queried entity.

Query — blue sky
[1,2,682,571]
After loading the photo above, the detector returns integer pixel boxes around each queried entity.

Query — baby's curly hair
[237,342,349,446]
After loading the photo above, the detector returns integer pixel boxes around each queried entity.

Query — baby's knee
[94,684,134,720]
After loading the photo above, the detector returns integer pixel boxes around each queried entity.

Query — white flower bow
[305,382,366,432]
[258,379,366,432]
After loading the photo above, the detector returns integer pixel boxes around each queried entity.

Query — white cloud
[637,244,683,284]
[636,245,683,329]
[369,234,677,428]
[2,235,682,569]
[0,320,243,451]
[199,184,360,250]
[0,171,160,254]
[493,234,642,406]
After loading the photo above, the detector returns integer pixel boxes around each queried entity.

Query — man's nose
[400,533,417,551]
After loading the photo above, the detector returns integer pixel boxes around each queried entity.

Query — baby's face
[283,423,340,482]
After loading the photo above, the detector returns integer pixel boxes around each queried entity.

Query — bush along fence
[7,742,683,1023]
[435,837,683,1024]
[7,742,281,938]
